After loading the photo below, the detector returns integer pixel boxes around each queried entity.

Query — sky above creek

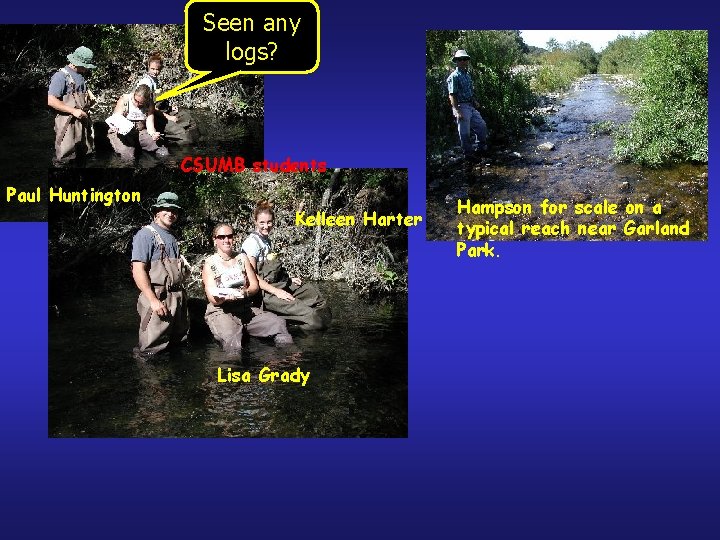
[520,30,650,52]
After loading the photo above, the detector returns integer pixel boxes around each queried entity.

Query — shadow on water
[49,278,408,438]
[0,109,262,221]
[427,74,708,241]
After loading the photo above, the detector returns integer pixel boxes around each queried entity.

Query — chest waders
[137,75,199,145]
[135,225,190,354]
[249,233,332,330]
[155,109,199,145]
[109,95,159,160]
[54,68,94,162]
[203,254,292,351]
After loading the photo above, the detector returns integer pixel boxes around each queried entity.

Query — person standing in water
[446,49,488,163]
[47,46,97,165]
[131,192,190,355]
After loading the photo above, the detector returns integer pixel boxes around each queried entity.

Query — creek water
[0,109,261,221]
[427,74,708,241]
[49,277,408,438]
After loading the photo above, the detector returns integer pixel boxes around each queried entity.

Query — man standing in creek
[47,46,96,165]
[447,49,488,164]
[131,192,191,356]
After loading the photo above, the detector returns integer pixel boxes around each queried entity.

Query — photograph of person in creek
[48,168,408,437]
[0,24,263,221]
[426,30,708,241]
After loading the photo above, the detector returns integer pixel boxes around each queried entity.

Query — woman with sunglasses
[202,223,293,351]
[242,201,331,331]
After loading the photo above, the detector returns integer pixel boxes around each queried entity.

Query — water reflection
[49,281,408,438]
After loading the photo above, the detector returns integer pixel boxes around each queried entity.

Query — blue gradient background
[2,2,718,538]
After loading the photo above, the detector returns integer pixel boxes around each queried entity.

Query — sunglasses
[215,234,234,240]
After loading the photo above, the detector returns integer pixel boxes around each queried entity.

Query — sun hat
[151,192,182,212]
[67,46,96,69]
[453,49,471,61]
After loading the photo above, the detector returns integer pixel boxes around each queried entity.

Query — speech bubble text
[157,0,320,101]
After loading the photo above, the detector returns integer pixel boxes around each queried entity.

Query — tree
[614,31,708,165]
[546,38,560,51]
[598,35,643,74]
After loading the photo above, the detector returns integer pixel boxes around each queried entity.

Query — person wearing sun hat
[446,49,488,163]
[131,192,191,355]
[48,46,97,165]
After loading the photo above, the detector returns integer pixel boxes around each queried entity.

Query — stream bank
[427,74,707,241]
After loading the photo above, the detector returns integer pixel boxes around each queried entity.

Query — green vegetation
[612,31,707,166]
[529,41,599,93]
[426,32,602,153]
[532,60,583,93]
[48,169,409,302]
[426,30,536,154]
[375,260,400,292]
[598,35,644,74]
[588,120,615,137]
[426,30,707,168]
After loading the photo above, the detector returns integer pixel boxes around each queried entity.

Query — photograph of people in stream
[48,168,408,437]
[426,30,707,241]
[0,24,263,221]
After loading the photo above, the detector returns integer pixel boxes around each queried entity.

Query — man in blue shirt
[131,192,190,355]
[446,49,488,162]
[48,46,96,164]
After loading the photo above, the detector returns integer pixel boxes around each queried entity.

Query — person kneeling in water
[202,223,293,351]
[242,201,331,331]
[108,84,168,160]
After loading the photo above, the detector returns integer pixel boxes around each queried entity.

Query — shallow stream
[49,279,407,437]
[428,74,708,241]
[0,109,261,221]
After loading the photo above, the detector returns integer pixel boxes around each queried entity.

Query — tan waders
[205,303,293,352]
[135,231,189,355]
[54,69,94,163]
[108,122,159,160]
[204,255,293,351]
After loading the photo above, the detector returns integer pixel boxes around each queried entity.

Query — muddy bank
[427,75,708,241]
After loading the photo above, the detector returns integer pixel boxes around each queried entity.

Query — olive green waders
[257,257,331,331]
[154,110,199,145]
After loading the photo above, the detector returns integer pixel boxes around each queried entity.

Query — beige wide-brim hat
[67,46,96,69]
[453,49,471,61]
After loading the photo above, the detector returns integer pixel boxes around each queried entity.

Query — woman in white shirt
[203,223,293,351]
[135,52,198,145]
[242,201,331,331]
[108,84,166,160]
